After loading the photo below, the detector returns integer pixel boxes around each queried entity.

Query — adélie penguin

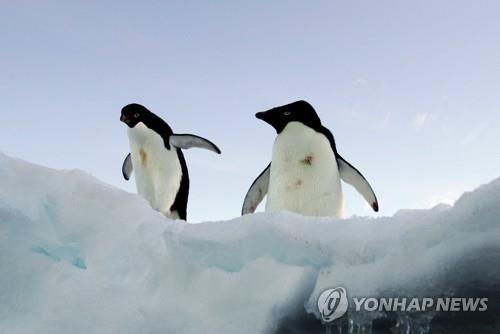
[120,103,221,220]
[242,100,378,218]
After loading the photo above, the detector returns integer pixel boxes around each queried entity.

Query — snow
[0,152,499,333]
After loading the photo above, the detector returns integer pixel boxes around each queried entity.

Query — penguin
[120,103,221,220]
[242,100,378,218]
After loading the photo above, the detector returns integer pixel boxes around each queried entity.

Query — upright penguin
[242,100,378,218]
[120,103,221,220]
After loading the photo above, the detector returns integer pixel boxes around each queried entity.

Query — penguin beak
[256,111,275,127]
[120,115,128,123]
[255,111,267,120]
[256,110,283,133]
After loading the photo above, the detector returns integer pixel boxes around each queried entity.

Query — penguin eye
[283,111,292,116]
[134,113,140,118]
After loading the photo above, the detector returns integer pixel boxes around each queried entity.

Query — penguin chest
[127,123,183,215]
[266,122,343,217]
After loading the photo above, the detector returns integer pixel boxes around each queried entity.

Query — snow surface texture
[0,152,499,334]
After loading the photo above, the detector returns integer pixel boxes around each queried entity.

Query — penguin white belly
[127,123,183,217]
[266,122,343,218]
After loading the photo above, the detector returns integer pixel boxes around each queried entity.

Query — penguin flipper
[122,153,133,180]
[337,155,379,212]
[242,163,271,215]
[170,134,221,154]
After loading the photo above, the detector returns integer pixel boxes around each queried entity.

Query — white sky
[1,1,499,222]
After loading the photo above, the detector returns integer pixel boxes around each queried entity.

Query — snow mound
[0,153,499,333]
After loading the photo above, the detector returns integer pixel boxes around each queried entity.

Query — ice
[0,152,499,333]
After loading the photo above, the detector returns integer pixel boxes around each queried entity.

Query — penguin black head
[120,103,151,128]
[255,100,322,134]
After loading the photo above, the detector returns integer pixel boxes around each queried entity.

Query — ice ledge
[0,152,499,333]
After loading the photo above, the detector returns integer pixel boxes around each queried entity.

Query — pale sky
[1,1,499,222]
